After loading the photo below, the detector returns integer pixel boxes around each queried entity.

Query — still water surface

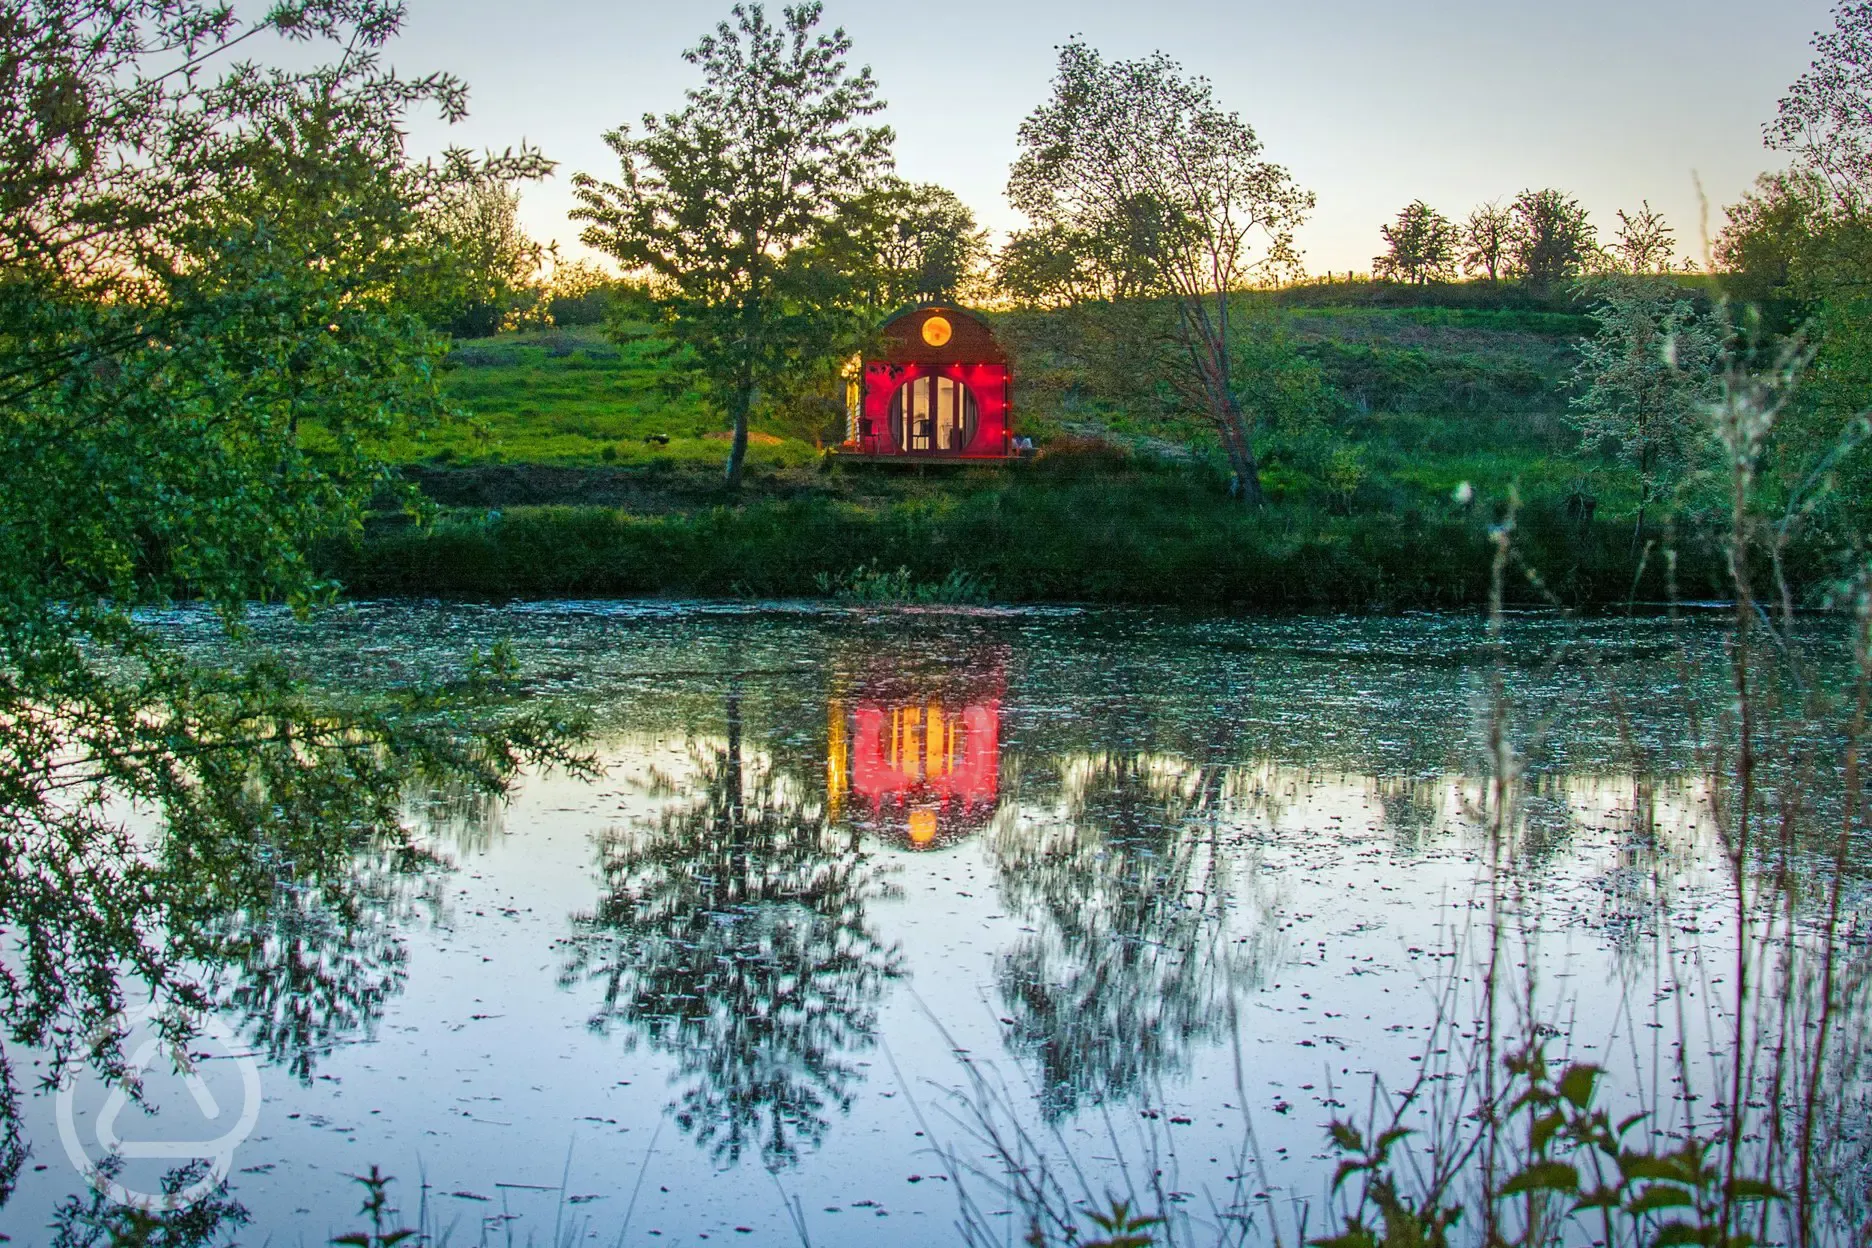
[1,602,1756,1244]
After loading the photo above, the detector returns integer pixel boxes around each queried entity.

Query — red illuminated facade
[837,304,1017,462]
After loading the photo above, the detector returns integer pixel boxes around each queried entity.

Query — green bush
[323,476,1763,608]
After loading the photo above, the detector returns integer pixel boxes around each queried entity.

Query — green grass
[324,291,1756,606]
[400,301,1593,487]
[369,325,818,471]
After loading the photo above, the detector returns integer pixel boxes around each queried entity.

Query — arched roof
[878,301,996,335]
[869,303,1008,367]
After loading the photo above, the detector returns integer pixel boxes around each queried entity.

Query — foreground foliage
[0,0,582,1220]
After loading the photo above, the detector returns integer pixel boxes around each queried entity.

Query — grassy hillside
[398,300,1604,500]
[1000,301,1608,511]
[324,290,1753,607]
[370,326,817,473]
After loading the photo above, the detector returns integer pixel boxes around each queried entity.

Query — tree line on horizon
[1369,194,1690,286]
[479,183,1693,319]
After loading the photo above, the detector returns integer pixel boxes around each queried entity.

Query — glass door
[890,376,979,453]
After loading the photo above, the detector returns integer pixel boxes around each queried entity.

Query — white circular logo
[54,1003,263,1212]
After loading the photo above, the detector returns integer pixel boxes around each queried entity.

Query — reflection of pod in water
[826,658,1006,851]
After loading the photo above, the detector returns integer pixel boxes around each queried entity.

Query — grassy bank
[399,299,1591,491]
[326,287,1781,607]
[324,469,1754,607]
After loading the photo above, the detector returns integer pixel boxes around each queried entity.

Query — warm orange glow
[826,698,847,821]
[921,315,952,347]
[908,808,938,845]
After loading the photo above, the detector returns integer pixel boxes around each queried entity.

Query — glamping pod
[839,304,1018,461]
[826,653,1007,851]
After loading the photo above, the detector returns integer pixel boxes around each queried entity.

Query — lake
[0,601,1843,1245]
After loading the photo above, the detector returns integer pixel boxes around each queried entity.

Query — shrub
[1032,435,1133,475]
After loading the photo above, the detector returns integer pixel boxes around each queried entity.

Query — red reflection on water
[828,684,1003,851]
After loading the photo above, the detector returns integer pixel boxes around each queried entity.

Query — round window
[887,375,979,453]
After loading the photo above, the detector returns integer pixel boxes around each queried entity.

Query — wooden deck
[827,446,1027,467]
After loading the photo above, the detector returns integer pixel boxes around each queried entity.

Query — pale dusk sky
[388,0,1841,275]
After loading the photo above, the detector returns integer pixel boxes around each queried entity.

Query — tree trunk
[1228,438,1266,506]
[1183,291,1264,506]
[1633,442,1653,551]
[724,386,752,488]
[1217,394,1265,506]
[725,287,761,489]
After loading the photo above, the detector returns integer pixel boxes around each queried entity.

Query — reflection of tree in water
[0,1053,20,1209]
[0,641,584,1221]
[197,774,510,1083]
[408,773,510,857]
[1375,776,1447,854]
[150,743,523,1083]
[1559,774,1718,977]
[47,1158,249,1247]
[198,841,445,1084]
[991,751,1280,1120]
[560,693,903,1167]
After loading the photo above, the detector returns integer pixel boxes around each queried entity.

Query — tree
[1715,170,1834,312]
[1568,278,1722,542]
[1768,0,1872,211]
[995,220,1160,308]
[1374,200,1459,284]
[1753,2,1872,306]
[558,691,900,1167]
[1463,201,1514,282]
[571,3,893,488]
[991,751,1271,1121]
[805,179,987,313]
[541,257,628,326]
[428,178,549,337]
[1006,40,1314,503]
[866,181,989,305]
[994,222,1173,420]
[1609,201,1682,275]
[1509,188,1599,289]
[1737,4,1872,527]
